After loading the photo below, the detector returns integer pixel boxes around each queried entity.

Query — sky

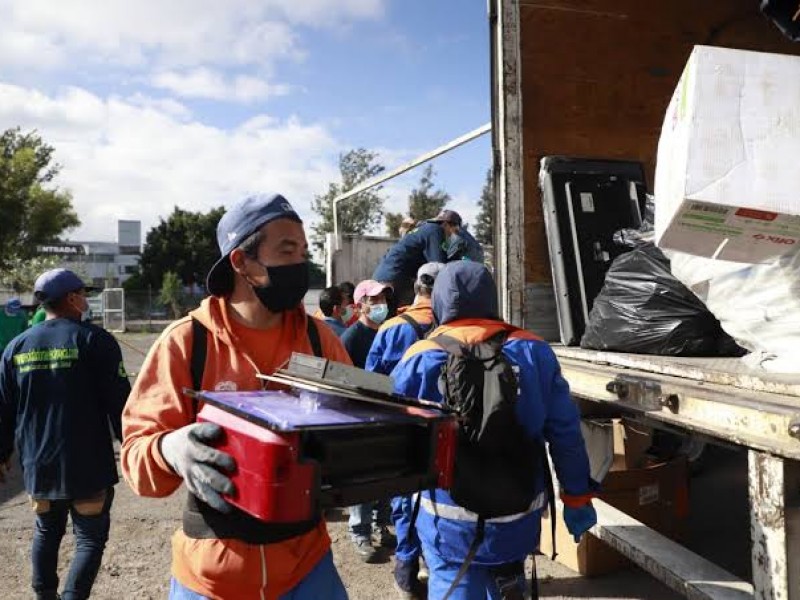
[0,0,493,244]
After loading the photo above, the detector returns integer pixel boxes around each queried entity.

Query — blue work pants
[31,488,114,600]
[348,499,391,540]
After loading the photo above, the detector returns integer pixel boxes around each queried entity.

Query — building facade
[37,220,142,288]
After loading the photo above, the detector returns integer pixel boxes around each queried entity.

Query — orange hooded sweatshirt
[121,296,351,600]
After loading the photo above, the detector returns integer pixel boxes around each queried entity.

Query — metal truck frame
[492,1,800,598]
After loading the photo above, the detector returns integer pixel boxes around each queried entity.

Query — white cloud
[0,83,341,241]
[0,0,385,70]
[151,69,292,103]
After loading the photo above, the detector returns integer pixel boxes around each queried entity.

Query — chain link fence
[121,289,206,331]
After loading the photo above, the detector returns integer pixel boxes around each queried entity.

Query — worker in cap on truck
[373,210,483,310]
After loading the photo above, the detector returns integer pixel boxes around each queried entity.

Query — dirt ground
[0,332,689,599]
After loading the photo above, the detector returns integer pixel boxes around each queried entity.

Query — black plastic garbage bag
[761,0,800,42]
[581,244,745,357]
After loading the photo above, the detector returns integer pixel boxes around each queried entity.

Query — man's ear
[229,248,248,277]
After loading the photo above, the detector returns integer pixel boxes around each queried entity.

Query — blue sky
[0,0,492,242]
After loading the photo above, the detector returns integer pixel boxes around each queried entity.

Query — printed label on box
[675,201,800,244]
[639,483,660,506]
[580,193,595,213]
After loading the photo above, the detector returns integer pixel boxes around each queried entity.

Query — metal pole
[331,122,492,241]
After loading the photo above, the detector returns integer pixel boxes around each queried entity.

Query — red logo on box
[736,208,778,221]
[753,234,796,245]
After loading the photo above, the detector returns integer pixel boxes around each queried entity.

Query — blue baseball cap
[428,209,462,227]
[5,298,22,316]
[34,269,95,303]
[206,193,302,296]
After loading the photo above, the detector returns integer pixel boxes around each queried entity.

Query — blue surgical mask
[341,305,354,323]
[368,303,389,325]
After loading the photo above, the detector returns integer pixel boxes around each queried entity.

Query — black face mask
[250,261,310,313]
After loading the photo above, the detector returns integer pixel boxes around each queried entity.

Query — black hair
[35,292,73,313]
[414,274,435,297]
[338,281,355,302]
[238,229,264,259]
[319,286,343,317]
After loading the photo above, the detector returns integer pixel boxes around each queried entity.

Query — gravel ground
[0,331,684,599]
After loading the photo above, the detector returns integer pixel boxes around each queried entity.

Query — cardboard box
[617,420,654,470]
[654,46,800,263]
[541,438,689,576]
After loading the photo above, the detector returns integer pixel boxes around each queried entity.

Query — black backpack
[433,330,544,518]
[420,330,556,599]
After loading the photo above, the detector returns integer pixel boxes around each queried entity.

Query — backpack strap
[442,517,486,600]
[189,317,320,413]
[398,313,428,341]
[306,317,322,358]
[190,318,209,416]
[544,451,558,561]
[428,333,465,357]
[430,329,509,358]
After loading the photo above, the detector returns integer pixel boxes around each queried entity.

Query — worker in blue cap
[0,269,131,600]
[0,298,28,353]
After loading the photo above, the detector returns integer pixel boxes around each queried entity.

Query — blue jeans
[31,488,114,600]
[348,499,391,540]
[391,495,421,563]
[168,551,347,599]
[424,548,534,600]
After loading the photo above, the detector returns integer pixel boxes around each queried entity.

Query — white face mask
[70,295,90,322]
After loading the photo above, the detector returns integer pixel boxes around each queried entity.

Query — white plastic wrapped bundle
[670,251,800,372]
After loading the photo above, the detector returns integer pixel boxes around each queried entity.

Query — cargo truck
[490,1,800,598]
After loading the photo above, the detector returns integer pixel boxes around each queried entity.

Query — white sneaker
[418,559,429,582]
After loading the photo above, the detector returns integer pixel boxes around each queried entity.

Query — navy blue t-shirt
[448,229,485,263]
[0,318,131,499]
[340,321,379,369]
[373,222,447,283]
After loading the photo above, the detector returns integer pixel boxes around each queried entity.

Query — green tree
[310,149,385,252]
[474,169,495,246]
[0,128,80,267]
[159,271,183,319]
[0,255,59,293]
[384,212,404,238]
[121,270,147,292]
[308,260,326,288]
[408,164,450,223]
[138,206,224,289]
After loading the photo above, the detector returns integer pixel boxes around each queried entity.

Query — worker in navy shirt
[0,269,131,600]
[373,220,447,308]
[340,280,392,370]
[373,210,484,308]
[446,226,484,263]
[339,279,396,562]
[318,285,347,337]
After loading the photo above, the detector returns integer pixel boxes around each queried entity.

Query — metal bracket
[789,417,800,441]
[605,375,680,413]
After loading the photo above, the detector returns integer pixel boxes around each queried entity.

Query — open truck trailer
[490,1,800,598]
